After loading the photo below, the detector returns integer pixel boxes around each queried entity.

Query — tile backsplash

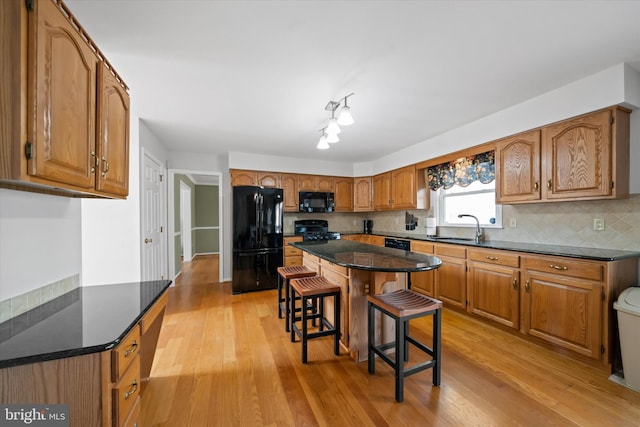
[0,274,80,323]
[284,194,640,252]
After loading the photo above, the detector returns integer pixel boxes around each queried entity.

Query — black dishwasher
[384,237,410,251]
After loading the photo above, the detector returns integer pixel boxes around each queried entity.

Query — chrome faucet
[458,214,483,243]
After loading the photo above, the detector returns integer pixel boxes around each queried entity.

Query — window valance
[427,150,495,191]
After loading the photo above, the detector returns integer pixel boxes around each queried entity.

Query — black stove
[294,219,341,241]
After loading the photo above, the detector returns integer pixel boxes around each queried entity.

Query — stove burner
[294,219,340,241]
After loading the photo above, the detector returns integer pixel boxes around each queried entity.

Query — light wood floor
[141,256,640,426]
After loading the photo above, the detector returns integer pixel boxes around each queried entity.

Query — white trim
[140,147,168,281]
[167,169,224,283]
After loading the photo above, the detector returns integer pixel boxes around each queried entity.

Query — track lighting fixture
[316,92,354,149]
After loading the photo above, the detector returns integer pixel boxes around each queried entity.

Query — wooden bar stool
[277,266,316,332]
[367,289,442,402]
[289,276,341,363]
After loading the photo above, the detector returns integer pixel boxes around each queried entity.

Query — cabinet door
[317,176,334,192]
[522,271,602,359]
[373,173,391,210]
[468,263,519,329]
[29,0,99,189]
[391,165,416,209]
[542,110,612,200]
[231,170,257,186]
[495,130,541,203]
[298,175,317,191]
[281,173,298,212]
[96,63,130,197]
[334,177,353,211]
[435,254,467,310]
[257,172,281,188]
[353,177,372,211]
[410,241,435,297]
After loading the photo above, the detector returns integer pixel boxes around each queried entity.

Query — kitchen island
[0,280,171,426]
[290,240,441,361]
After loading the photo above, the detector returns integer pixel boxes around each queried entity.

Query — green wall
[173,175,219,277]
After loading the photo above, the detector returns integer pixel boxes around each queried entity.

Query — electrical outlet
[593,218,605,231]
[509,218,517,228]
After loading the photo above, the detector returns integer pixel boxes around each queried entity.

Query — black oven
[299,192,335,213]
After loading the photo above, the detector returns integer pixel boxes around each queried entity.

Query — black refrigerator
[232,186,284,294]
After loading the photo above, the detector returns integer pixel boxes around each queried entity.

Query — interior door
[141,151,167,280]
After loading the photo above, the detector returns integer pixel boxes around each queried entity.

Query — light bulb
[326,132,339,143]
[317,134,329,149]
[326,117,341,135]
[337,105,354,126]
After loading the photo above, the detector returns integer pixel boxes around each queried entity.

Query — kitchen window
[435,180,502,227]
[427,150,502,228]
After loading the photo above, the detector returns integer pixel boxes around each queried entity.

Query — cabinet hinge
[601,345,605,355]
[610,115,615,125]
[611,181,614,189]
[601,290,606,301]
[25,142,33,159]
[26,0,34,12]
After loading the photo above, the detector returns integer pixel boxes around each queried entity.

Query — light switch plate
[593,218,605,231]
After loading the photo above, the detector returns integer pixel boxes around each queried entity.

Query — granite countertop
[337,231,640,262]
[291,240,442,272]
[0,280,172,369]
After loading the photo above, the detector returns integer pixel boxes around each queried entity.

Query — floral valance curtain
[427,150,495,191]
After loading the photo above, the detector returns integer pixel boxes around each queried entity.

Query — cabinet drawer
[113,355,140,427]
[468,248,519,268]
[140,290,168,334]
[435,244,466,259]
[411,241,434,254]
[369,236,385,246]
[524,256,603,281]
[121,396,140,427]
[321,259,348,276]
[285,245,302,257]
[284,256,302,267]
[112,325,140,382]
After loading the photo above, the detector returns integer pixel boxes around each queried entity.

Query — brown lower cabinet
[283,236,303,266]
[0,289,168,426]
[409,239,638,364]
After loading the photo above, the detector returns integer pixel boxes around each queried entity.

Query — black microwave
[299,191,335,213]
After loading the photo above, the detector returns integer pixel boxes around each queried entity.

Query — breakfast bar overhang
[290,240,442,361]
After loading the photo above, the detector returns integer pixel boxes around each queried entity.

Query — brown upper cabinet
[334,177,353,211]
[496,107,630,204]
[0,0,130,198]
[298,174,334,192]
[281,173,298,212]
[353,177,373,212]
[373,165,427,211]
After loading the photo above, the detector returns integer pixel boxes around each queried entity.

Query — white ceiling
[66,0,640,164]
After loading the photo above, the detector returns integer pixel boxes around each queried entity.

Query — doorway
[168,170,223,283]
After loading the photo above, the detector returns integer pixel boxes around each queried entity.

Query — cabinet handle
[534,181,539,191]
[485,256,499,261]
[525,280,530,292]
[124,340,138,357]
[101,156,110,177]
[547,179,552,190]
[124,379,138,400]
[549,264,568,271]
[90,151,97,173]
[512,278,518,289]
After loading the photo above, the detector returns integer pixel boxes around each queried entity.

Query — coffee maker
[363,220,373,234]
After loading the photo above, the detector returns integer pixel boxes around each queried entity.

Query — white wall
[0,189,82,300]
[80,114,142,285]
